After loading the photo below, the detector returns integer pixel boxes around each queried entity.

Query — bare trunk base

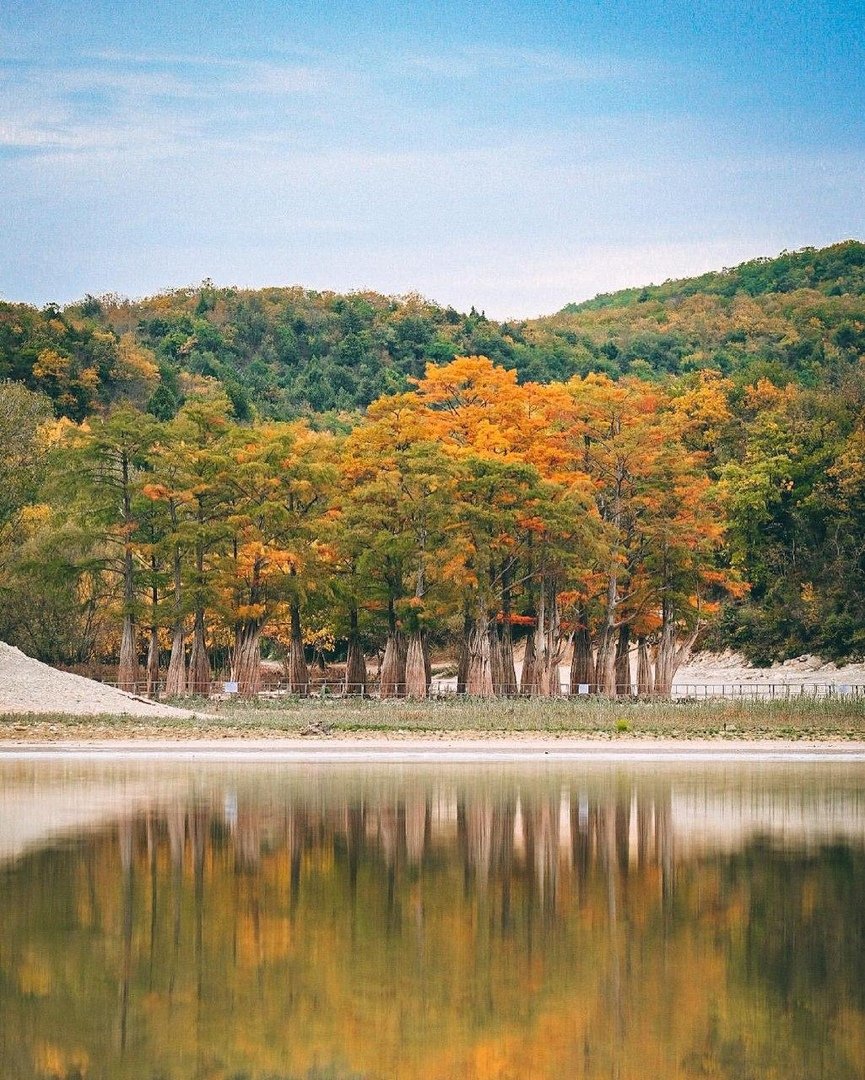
[519,629,536,696]
[637,637,654,696]
[379,631,405,699]
[287,603,309,696]
[164,625,186,697]
[234,621,262,696]
[404,631,429,699]
[118,615,138,694]
[287,638,309,696]
[488,623,505,696]
[188,613,211,696]
[499,627,519,696]
[596,628,617,697]
[146,628,160,698]
[654,623,698,697]
[569,623,595,695]
[345,636,367,697]
[615,624,632,696]
[467,612,494,697]
[456,611,471,695]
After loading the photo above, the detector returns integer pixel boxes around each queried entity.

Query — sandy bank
[3,736,865,761]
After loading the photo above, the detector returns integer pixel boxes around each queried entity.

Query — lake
[1,751,864,1079]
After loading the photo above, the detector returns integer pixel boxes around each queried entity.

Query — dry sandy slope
[0,642,198,717]
[432,647,865,693]
[676,650,865,685]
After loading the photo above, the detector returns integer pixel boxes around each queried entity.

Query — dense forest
[1,240,864,685]
[4,241,864,422]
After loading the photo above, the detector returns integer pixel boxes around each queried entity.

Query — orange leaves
[411,354,520,408]
[345,354,732,638]
[743,377,797,413]
[669,370,732,439]
[141,482,171,502]
[233,602,266,622]
[411,356,537,459]
[32,349,69,380]
[498,612,535,626]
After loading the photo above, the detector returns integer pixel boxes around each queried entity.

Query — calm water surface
[1,756,864,1079]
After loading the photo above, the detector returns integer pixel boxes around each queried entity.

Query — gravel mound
[0,642,199,717]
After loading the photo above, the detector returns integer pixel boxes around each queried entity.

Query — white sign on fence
[223,681,239,694]
[577,683,590,695]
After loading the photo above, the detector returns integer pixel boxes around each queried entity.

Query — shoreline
[3,735,865,762]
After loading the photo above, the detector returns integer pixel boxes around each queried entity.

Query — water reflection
[1,761,864,1079]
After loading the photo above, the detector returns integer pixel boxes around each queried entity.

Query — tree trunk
[404,630,428,699]
[499,622,518,697]
[615,624,631,696]
[530,576,547,696]
[164,537,186,697]
[165,622,186,697]
[287,601,309,697]
[654,613,699,697]
[597,475,623,697]
[145,564,160,698]
[520,623,537,696]
[146,625,160,698]
[636,636,654,697]
[188,535,211,696]
[467,606,494,696]
[569,616,595,695]
[498,565,519,696]
[117,451,138,693]
[379,598,405,698]
[489,621,505,695]
[233,620,262,696]
[531,577,563,697]
[596,624,618,697]
[188,608,211,696]
[379,632,405,698]
[118,612,138,693]
[344,607,367,696]
[456,607,471,695]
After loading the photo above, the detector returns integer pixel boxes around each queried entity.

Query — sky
[1,1,863,319]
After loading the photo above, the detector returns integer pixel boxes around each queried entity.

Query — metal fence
[91,675,865,702]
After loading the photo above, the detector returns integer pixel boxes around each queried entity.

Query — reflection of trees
[2,778,865,1080]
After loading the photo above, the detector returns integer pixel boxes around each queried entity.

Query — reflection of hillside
[1,764,865,1078]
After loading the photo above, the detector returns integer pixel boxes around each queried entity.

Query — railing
[88,675,865,702]
[668,682,865,701]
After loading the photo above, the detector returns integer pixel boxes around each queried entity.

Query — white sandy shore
[3,737,865,761]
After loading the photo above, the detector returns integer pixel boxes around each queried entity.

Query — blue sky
[1,1,863,317]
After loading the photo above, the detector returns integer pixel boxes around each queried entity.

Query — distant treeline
[3,241,864,421]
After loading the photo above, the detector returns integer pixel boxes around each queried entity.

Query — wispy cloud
[396,43,639,84]
[0,50,347,157]
[1,7,861,316]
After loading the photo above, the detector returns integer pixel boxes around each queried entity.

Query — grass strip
[0,695,863,741]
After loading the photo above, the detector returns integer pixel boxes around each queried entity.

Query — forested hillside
[3,241,864,421]
[0,241,863,678]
